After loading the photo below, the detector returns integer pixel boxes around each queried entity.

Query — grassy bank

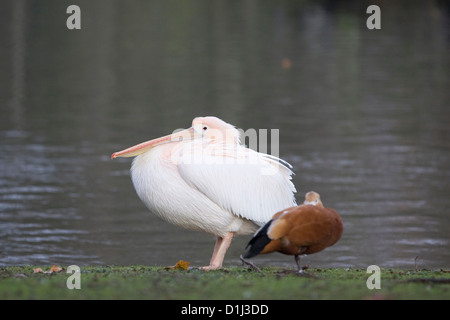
[0,265,449,300]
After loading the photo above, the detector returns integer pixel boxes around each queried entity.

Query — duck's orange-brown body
[243,192,343,272]
[260,205,342,255]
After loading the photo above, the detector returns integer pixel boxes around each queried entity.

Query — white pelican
[111,116,297,269]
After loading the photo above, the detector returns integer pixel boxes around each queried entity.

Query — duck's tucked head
[303,191,323,207]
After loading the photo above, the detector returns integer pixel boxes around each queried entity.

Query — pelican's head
[192,116,240,145]
[303,191,323,207]
[111,116,239,159]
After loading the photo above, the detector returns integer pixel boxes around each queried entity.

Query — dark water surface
[1,0,449,269]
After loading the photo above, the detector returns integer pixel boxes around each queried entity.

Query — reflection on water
[0,0,449,268]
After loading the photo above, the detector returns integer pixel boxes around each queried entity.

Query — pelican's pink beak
[111,127,195,159]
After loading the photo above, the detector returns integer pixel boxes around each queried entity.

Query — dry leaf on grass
[165,260,190,271]
[49,265,63,273]
[33,265,64,274]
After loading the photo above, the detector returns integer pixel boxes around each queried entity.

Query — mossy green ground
[0,265,449,300]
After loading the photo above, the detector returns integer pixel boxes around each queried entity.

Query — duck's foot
[240,255,262,272]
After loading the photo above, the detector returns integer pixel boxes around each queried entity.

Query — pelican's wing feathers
[177,143,297,226]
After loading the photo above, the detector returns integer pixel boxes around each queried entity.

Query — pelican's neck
[131,142,180,171]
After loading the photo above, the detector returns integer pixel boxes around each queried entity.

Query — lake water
[1,0,449,269]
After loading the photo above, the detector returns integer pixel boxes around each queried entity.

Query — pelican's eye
[203,126,208,131]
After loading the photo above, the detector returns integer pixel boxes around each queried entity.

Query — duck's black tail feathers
[243,220,273,259]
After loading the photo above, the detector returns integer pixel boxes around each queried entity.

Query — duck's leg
[295,255,303,274]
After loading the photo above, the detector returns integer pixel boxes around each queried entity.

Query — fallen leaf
[165,260,190,271]
[33,265,64,274]
[175,260,190,270]
[49,265,63,273]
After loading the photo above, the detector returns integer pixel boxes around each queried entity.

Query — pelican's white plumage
[112,116,297,269]
[177,145,296,226]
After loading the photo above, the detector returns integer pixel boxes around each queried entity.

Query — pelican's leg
[208,236,223,266]
[201,232,234,270]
